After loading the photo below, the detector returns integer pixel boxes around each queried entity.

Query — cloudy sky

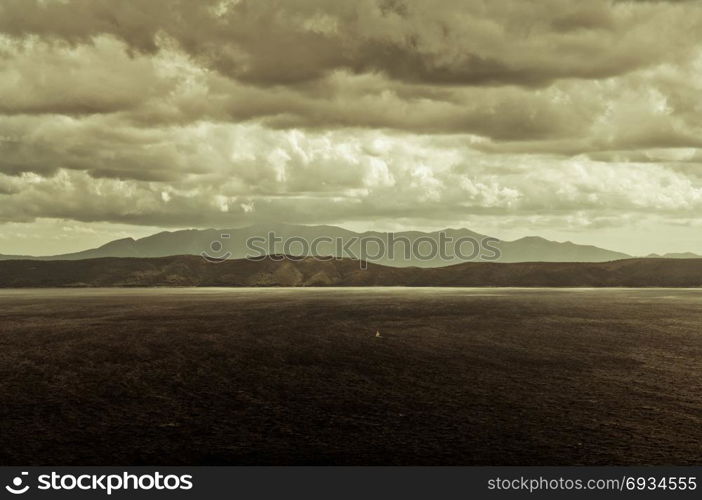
[1,0,702,256]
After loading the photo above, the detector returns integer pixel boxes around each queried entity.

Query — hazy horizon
[2,0,702,256]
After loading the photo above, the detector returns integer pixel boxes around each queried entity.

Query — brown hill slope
[1,256,702,287]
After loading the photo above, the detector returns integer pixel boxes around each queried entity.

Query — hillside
[2,256,702,288]
[0,224,631,266]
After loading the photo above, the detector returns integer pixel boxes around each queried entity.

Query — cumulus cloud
[2,123,702,229]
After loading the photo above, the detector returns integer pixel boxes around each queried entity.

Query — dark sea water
[1,288,701,465]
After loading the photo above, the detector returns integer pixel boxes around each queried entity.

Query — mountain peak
[97,237,136,249]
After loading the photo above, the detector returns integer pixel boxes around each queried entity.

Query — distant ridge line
[1,255,702,288]
[0,224,637,266]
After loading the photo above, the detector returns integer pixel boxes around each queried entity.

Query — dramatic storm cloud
[1,0,702,255]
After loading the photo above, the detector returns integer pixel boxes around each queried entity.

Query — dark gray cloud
[0,0,699,87]
[0,0,700,144]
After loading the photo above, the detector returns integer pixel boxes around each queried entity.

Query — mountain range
[0,223,658,266]
[2,255,702,287]
[0,224,699,266]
